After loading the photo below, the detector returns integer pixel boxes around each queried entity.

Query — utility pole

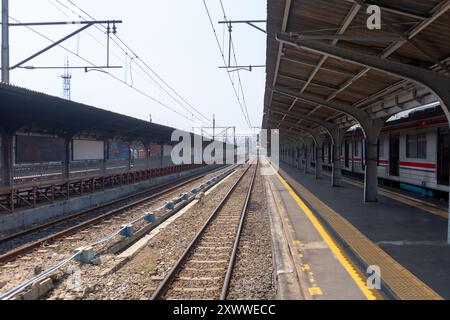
[213,114,216,141]
[1,0,9,83]
[2,14,121,79]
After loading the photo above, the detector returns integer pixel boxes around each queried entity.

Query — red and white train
[321,106,449,199]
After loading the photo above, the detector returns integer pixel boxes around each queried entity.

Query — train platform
[268,161,450,300]
[263,161,370,300]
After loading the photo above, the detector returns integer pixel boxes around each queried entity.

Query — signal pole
[2,0,9,83]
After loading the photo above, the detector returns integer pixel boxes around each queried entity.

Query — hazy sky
[6,0,267,132]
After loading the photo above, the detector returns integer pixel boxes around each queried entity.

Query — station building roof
[263,0,450,138]
[0,82,179,143]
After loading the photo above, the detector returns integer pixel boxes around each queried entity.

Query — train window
[406,134,427,159]
[407,135,417,158]
[417,134,427,158]
[355,141,359,156]
[378,139,384,158]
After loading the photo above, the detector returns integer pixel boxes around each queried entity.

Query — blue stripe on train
[400,183,434,197]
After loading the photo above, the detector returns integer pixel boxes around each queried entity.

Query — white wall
[73,140,104,161]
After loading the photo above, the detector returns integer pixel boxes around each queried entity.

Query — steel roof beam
[291,35,404,42]
[298,3,361,95]
[269,105,338,138]
[333,56,449,124]
[268,0,450,130]
[281,56,356,78]
[355,0,450,74]
[267,0,292,127]
[273,85,372,124]
[275,3,361,128]
[276,34,450,118]
[343,0,428,20]
[278,73,340,91]
[408,0,450,39]
[273,0,450,125]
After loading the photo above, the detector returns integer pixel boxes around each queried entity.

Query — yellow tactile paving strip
[279,168,443,300]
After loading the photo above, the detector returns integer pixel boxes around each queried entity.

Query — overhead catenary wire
[8,15,198,125]
[219,0,252,127]
[41,0,211,126]
[229,29,252,126]
[112,33,213,125]
[57,0,213,126]
[203,0,251,128]
[202,0,252,128]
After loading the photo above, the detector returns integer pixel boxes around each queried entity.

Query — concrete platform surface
[279,162,450,299]
[262,160,371,300]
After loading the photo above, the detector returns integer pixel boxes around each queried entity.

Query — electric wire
[219,0,252,127]
[60,0,212,125]
[9,15,198,124]
[44,0,211,126]
[202,0,252,128]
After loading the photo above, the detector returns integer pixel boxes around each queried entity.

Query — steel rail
[0,166,227,264]
[149,164,256,300]
[0,165,240,300]
[220,162,257,300]
[0,166,219,243]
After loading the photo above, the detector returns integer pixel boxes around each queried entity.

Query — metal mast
[1,0,9,83]
[61,57,72,100]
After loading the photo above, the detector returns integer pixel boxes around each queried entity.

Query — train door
[389,135,400,176]
[437,128,449,186]
[344,141,350,168]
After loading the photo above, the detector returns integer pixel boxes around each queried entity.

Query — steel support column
[145,142,152,170]
[305,140,313,174]
[128,141,133,171]
[289,145,295,167]
[315,137,325,179]
[160,144,164,168]
[275,85,387,199]
[276,35,450,239]
[1,0,9,83]
[295,137,306,170]
[275,34,450,121]
[0,131,13,187]
[103,140,108,173]
[331,129,345,187]
[363,120,385,202]
[365,139,379,202]
[62,136,71,179]
[296,146,301,170]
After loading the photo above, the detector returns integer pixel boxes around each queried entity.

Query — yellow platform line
[273,171,379,300]
[277,167,443,300]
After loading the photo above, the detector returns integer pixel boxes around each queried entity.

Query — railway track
[150,163,257,300]
[0,165,230,264]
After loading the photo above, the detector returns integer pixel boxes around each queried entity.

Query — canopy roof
[263,0,450,138]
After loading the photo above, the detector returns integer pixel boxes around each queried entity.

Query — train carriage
[321,107,450,198]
